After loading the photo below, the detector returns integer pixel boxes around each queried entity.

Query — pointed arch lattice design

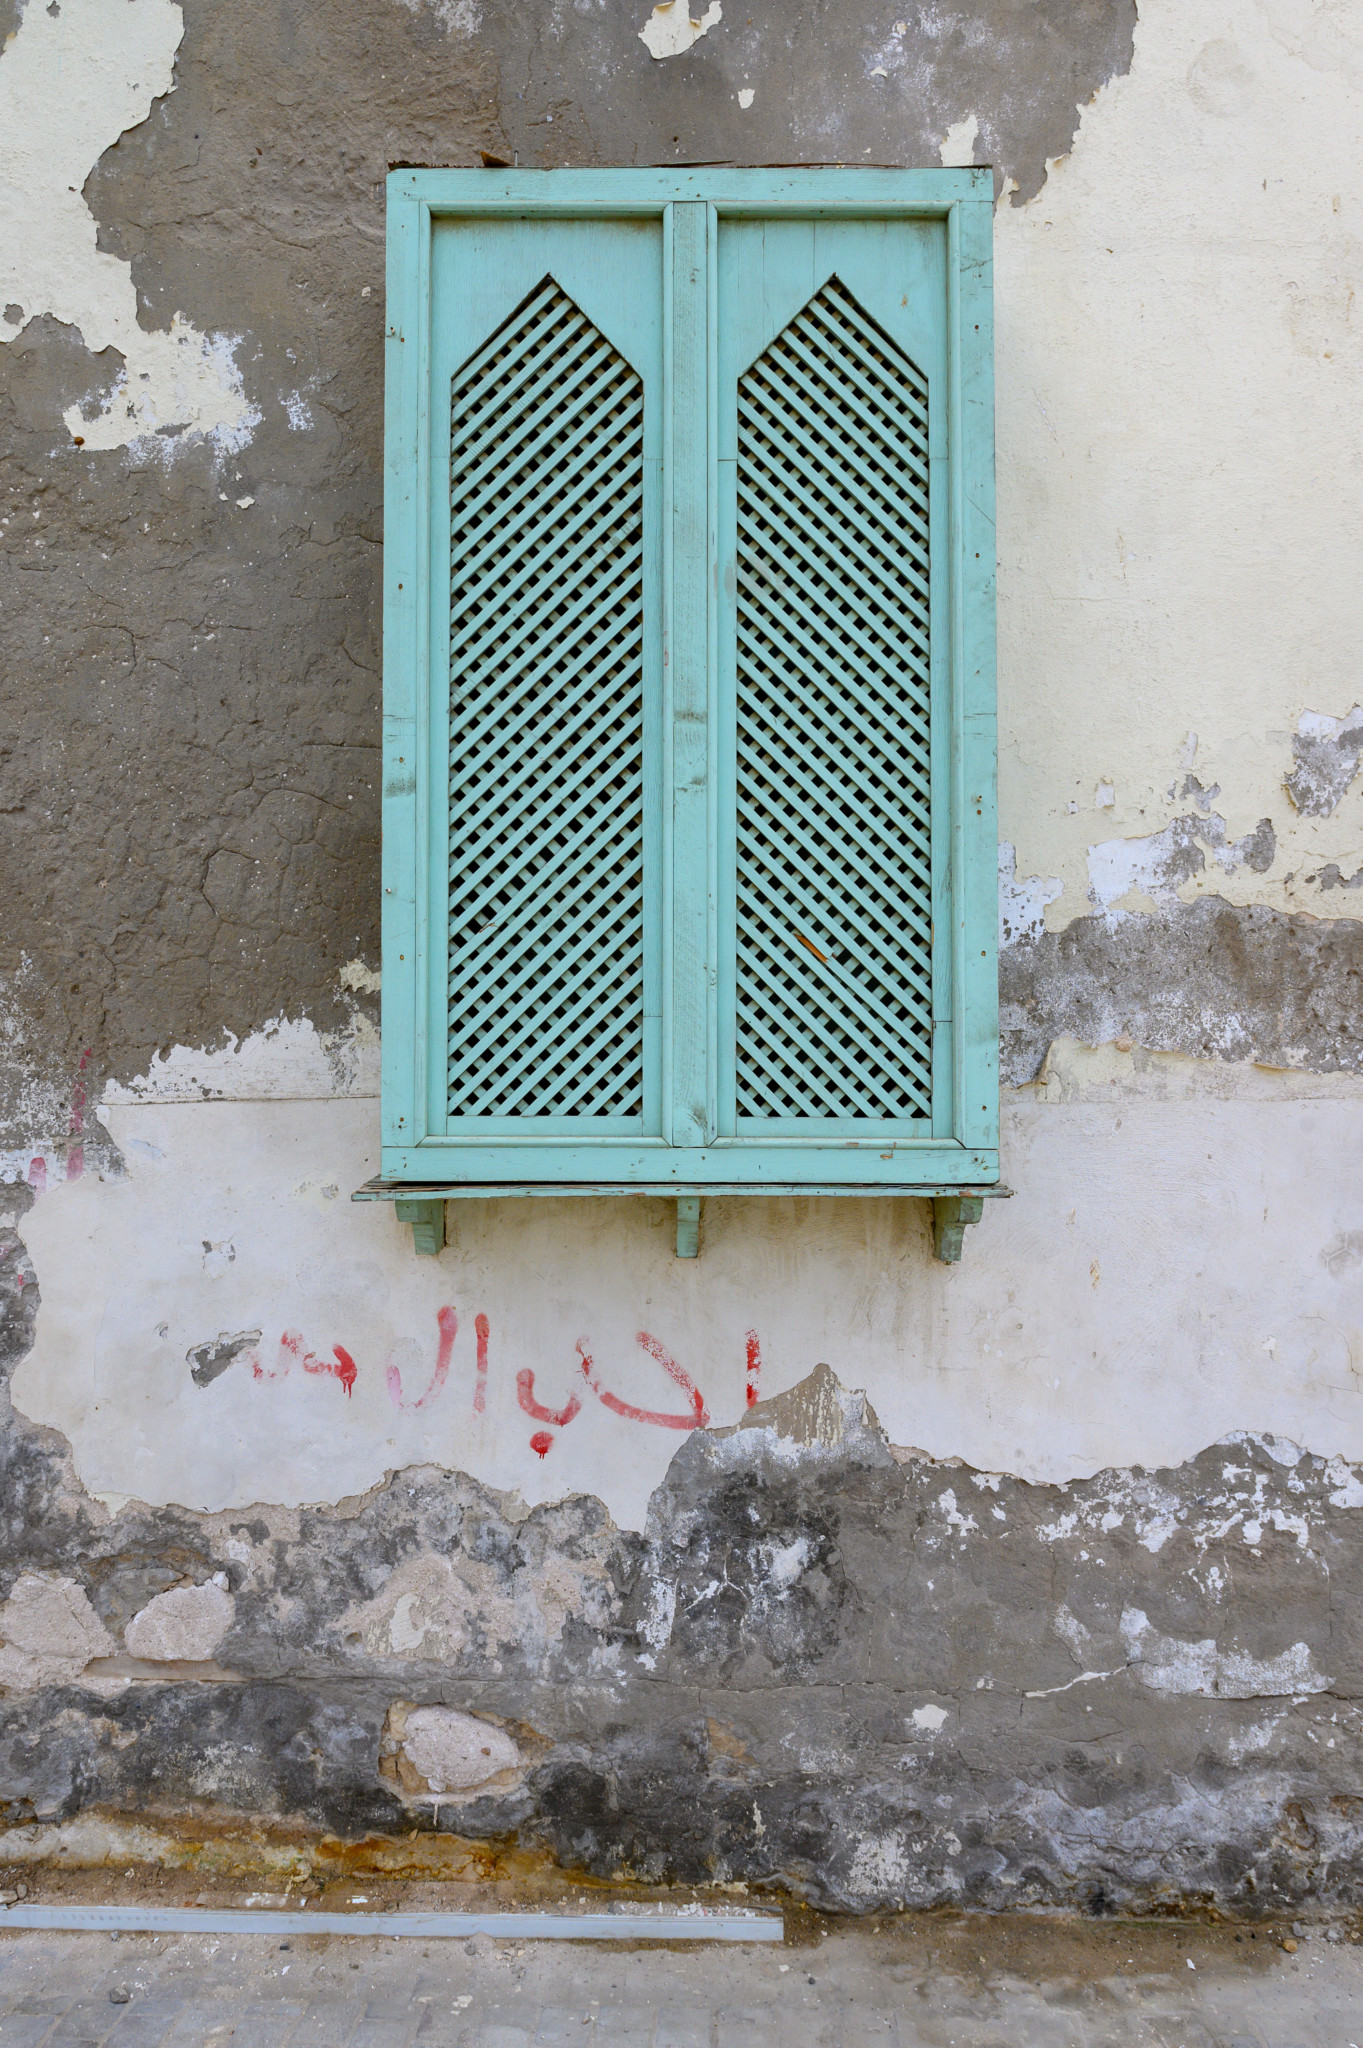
[734,275,934,1120]
[445,277,646,1119]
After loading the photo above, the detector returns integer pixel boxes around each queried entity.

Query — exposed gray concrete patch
[1314,863,1363,892]
[466,0,1136,204]
[186,1332,261,1390]
[1001,894,1363,1085]
[1286,706,1363,817]
[729,1360,892,1462]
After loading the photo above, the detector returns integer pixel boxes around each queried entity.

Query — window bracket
[361,1183,1007,1262]
[394,1197,446,1256]
[931,1194,985,1265]
[676,1195,701,1258]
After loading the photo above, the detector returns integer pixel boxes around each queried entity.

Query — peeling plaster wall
[994,0,1363,933]
[0,0,259,452]
[2,0,1363,1907]
[11,1064,1363,1520]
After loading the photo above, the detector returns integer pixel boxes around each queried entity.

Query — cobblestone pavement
[0,1916,1357,2047]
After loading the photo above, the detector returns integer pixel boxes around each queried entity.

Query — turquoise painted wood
[664,200,718,1148]
[715,217,947,1138]
[381,169,997,1193]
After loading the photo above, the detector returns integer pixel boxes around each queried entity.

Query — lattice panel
[734,275,934,1120]
[446,276,646,1119]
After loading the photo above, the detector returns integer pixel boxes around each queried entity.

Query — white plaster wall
[994,0,1363,924]
[12,1057,1363,1528]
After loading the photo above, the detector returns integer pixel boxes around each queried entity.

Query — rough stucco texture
[4,1243,1363,1913]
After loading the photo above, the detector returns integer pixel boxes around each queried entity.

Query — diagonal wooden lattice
[446,276,646,1118]
[734,274,934,1120]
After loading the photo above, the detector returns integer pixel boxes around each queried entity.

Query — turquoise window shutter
[377,171,998,1205]
[445,276,651,1124]
[728,270,935,1126]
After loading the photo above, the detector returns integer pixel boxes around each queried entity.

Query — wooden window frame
[376,167,998,1213]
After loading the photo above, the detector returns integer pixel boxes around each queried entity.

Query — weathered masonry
[2,0,1363,1915]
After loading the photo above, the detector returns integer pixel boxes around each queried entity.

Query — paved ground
[0,1913,1358,2048]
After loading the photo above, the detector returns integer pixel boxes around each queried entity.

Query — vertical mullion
[943,198,965,1143]
[931,202,957,1140]
[705,204,720,1146]
[956,183,999,1154]
[663,200,716,1148]
[427,210,452,1140]
[415,200,435,1146]
[381,184,425,1162]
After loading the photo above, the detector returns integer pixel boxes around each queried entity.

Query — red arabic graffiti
[240,1330,357,1395]
[473,1312,490,1416]
[281,1328,358,1398]
[515,1367,583,1432]
[581,1334,708,1430]
[201,1305,761,1458]
[385,1304,457,1410]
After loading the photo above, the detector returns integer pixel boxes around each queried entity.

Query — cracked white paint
[638,0,721,61]
[0,0,259,454]
[391,0,481,34]
[999,842,1063,945]
[938,113,980,166]
[995,0,1363,928]
[100,1009,378,1107]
